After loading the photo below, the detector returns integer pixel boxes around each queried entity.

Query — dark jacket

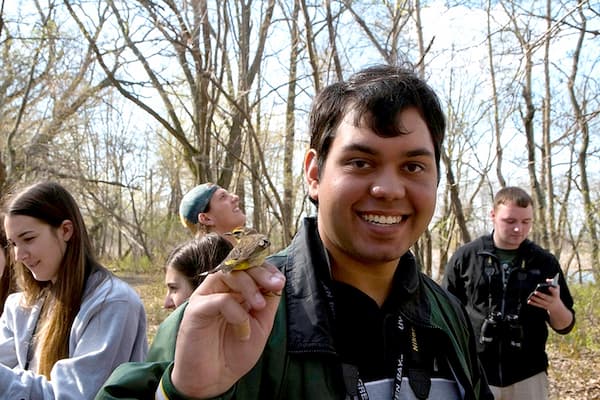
[97,217,491,400]
[443,234,575,387]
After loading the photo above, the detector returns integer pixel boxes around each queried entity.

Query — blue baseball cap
[179,183,218,226]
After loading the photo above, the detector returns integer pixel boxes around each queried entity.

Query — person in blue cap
[178,183,246,238]
[160,184,246,314]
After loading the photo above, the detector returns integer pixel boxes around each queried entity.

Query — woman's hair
[165,233,233,289]
[3,181,107,378]
[0,213,16,313]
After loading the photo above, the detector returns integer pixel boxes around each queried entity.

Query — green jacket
[97,217,491,400]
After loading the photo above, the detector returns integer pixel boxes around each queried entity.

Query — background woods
[0,0,599,286]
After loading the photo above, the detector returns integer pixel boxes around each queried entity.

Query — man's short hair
[493,187,533,210]
[308,64,446,178]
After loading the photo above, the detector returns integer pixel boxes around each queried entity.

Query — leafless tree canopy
[0,0,598,283]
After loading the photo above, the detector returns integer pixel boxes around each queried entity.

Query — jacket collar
[283,217,427,354]
[477,232,535,261]
[284,217,336,354]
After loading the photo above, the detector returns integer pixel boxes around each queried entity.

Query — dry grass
[119,271,169,342]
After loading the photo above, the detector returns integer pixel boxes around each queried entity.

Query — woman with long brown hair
[0,213,16,313]
[0,181,147,399]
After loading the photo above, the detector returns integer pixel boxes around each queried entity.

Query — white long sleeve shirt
[0,270,148,399]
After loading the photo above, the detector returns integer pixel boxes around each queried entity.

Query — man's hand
[527,278,573,331]
[171,262,286,398]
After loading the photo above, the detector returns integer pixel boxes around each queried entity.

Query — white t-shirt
[365,377,462,399]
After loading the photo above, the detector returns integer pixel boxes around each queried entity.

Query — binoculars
[480,312,523,349]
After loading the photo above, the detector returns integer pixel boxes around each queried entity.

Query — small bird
[201,227,271,275]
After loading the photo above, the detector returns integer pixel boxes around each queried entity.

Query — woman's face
[163,265,194,310]
[4,215,72,283]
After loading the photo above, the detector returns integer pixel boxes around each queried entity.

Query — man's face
[491,202,533,250]
[203,187,246,234]
[305,107,438,270]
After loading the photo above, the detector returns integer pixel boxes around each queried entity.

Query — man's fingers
[232,320,251,341]
[246,262,286,292]
[184,262,285,344]
[196,262,285,307]
[185,292,249,327]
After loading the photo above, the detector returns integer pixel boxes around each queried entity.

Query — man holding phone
[443,186,575,400]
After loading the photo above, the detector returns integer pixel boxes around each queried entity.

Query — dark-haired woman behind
[0,182,147,399]
[163,233,233,310]
[0,213,17,314]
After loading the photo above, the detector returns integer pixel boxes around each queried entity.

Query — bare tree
[63,0,293,234]
[280,0,302,244]
[566,3,599,283]
[0,2,110,194]
[3,0,595,279]
[486,0,507,188]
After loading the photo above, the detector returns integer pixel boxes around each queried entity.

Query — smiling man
[443,187,575,400]
[97,65,492,400]
[179,183,246,239]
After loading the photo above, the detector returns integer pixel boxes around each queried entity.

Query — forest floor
[547,346,600,399]
[121,271,600,399]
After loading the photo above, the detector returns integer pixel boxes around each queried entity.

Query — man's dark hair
[308,64,446,178]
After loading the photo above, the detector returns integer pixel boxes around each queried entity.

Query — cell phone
[534,282,554,295]
[528,273,559,300]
